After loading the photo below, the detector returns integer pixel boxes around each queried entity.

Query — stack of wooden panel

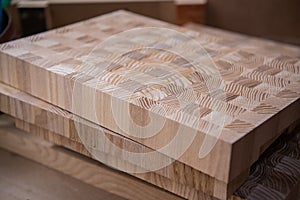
[0,10,299,200]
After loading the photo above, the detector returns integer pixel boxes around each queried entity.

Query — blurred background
[1,0,300,45]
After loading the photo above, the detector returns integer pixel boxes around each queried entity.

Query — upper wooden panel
[0,11,299,183]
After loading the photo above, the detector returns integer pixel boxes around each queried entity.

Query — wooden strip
[0,10,300,188]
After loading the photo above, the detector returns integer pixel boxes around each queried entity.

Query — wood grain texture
[233,122,300,200]
[1,115,299,200]
[0,82,235,200]
[0,10,300,189]
[15,119,223,200]
[0,148,126,200]
[16,118,300,200]
[0,116,186,200]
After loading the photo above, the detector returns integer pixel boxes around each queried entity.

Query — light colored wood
[1,80,298,200]
[2,115,300,200]
[15,119,223,200]
[0,82,235,200]
[0,148,126,200]
[0,10,299,191]
[0,117,186,200]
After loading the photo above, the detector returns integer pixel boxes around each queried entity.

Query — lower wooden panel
[14,118,221,200]
[0,82,240,200]
[17,119,300,200]
[0,116,184,200]
[1,114,299,200]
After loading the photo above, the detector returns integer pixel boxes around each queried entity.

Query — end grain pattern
[0,10,300,191]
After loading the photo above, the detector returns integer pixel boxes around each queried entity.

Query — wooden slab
[1,115,299,200]
[0,10,300,188]
[0,70,299,200]
[15,119,224,200]
[16,119,300,200]
[0,82,240,199]
[0,116,185,200]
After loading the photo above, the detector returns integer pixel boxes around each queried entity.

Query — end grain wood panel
[0,11,300,185]
[0,83,235,200]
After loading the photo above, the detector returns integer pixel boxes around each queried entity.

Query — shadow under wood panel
[0,149,125,200]
[234,123,300,200]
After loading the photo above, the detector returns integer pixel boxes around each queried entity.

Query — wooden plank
[16,118,300,200]
[0,82,236,199]
[2,115,300,200]
[0,10,300,193]
[2,81,300,200]
[0,148,126,200]
[15,119,225,200]
[0,116,186,200]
